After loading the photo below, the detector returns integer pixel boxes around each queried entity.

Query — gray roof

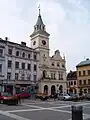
[35,14,44,26]
[76,59,90,67]
[30,30,50,37]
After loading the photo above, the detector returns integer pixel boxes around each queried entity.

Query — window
[8,48,12,55]
[28,64,31,70]
[79,80,82,85]
[61,74,63,80]
[62,64,65,68]
[15,73,18,80]
[28,54,31,59]
[59,74,60,80]
[22,52,25,58]
[54,73,56,79]
[84,80,86,85]
[0,49,3,56]
[22,63,25,69]
[34,64,37,71]
[51,73,53,79]
[79,71,81,76]
[8,60,12,68]
[21,73,24,80]
[52,63,54,66]
[84,89,87,93]
[33,54,37,60]
[71,81,73,85]
[88,88,90,93]
[15,62,19,69]
[7,72,11,80]
[0,64,2,72]
[27,74,31,80]
[88,79,90,85]
[87,70,90,75]
[33,75,36,82]
[57,63,60,67]
[83,70,85,76]
[69,82,70,86]
[74,81,76,85]
[16,51,19,56]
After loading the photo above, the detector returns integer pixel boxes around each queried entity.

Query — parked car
[15,92,31,99]
[0,92,18,105]
[86,93,90,100]
[69,94,79,101]
[36,93,49,100]
[58,93,71,101]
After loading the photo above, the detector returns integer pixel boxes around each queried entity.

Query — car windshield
[2,92,11,97]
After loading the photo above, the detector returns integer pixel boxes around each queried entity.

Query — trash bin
[72,106,83,120]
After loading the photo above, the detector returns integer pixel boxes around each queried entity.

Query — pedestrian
[18,97,21,104]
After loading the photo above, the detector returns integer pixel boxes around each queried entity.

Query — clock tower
[30,8,50,66]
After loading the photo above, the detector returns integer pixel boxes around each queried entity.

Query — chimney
[86,58,89,61]
[21,42,26,46]
[5,37,8,41]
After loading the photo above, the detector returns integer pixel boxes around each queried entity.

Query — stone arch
[59,85,63,93]
[51,85,56,95]
[44,85,48,94]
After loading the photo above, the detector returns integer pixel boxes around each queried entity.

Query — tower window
[43,26,44,30]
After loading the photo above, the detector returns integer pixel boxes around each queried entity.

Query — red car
[0,92,18,105]
[15,92,31,99]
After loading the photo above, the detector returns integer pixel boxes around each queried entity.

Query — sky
[0,0,90,72]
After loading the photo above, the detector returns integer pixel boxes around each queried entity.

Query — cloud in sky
[0,0,90,71]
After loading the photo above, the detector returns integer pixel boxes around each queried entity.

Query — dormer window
[22,52,25,58]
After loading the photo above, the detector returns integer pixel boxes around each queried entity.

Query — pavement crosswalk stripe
[0,110,31,120]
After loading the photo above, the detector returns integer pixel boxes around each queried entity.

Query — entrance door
[51,85,56,95]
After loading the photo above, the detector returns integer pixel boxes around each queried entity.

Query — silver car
[58,93,71,101]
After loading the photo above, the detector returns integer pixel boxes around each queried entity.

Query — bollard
[72,106,83,120]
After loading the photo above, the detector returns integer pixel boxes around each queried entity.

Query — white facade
[30,12,67,95]
[0,38,39,92]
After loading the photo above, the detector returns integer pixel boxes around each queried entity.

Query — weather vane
[38,4,40,15]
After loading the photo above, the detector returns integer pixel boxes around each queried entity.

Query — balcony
[78,84,90,88]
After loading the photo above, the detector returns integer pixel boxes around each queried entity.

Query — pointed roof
[35,14,44,26]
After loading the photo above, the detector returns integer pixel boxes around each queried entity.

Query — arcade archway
[51,85,56,95]
[44,85,48,94]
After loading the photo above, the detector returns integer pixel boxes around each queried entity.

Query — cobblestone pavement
[0,99,90,120]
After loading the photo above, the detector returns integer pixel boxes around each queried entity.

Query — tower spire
[38,4,40,16]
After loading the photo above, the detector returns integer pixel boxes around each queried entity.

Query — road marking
[22,104,44,109]
[6,108,45,113]
[0,110,31,120]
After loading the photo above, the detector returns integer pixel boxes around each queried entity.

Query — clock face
[42,40,46,45]
[33,41,36,45]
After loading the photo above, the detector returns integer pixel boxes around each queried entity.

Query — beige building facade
[30,11,67,95]
[76,58,90,94]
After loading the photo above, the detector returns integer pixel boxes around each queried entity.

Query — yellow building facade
[76,59,90,94]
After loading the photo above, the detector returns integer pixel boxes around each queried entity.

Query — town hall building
[30,10,67,95]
